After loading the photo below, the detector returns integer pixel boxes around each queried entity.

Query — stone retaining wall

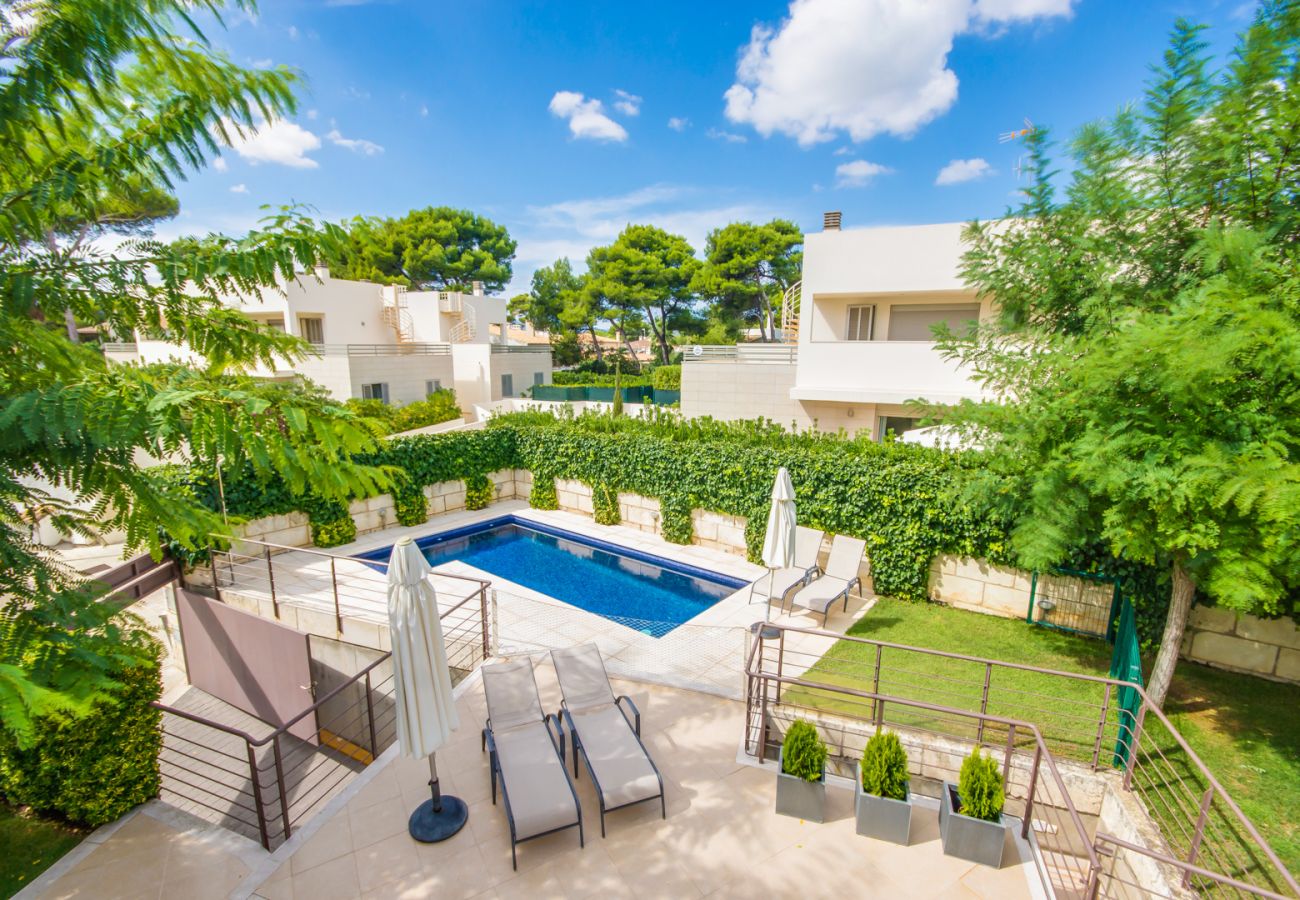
[1181,605,1300,684]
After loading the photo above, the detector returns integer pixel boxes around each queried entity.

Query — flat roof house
[104,269,553,415]
[681,214,991,439]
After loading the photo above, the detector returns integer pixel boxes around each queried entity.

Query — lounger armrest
[544,712,566,761]
[615,695,641,736]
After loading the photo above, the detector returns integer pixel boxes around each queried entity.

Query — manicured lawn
[0,803,85,898]
[787,598,1300,877]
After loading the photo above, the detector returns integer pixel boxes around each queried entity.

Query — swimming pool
[357,517,746,636]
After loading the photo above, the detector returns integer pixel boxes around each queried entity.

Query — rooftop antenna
[999,117,1036,144]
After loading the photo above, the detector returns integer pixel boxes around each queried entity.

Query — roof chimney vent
[471,280,484,296]
[823,211,842,231]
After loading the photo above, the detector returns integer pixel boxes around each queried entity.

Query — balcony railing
[490,344,553,354]
[791,339,984,404]
[683,343,798,364]
[101,342,138,354]
[304,343,451,357]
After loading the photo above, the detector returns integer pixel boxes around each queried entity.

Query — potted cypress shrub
[775,719,828,822]
[855,730,912,844]
[939,748,1008,867]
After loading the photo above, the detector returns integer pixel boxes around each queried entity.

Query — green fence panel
[652,389,681,405]
[530,385,584,401]
[1110,596,1144,768]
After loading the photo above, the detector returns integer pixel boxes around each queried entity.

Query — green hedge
[0,640,162,826]
[550,372,653,387]
[652,365,681,391]
[173,410,1014,600]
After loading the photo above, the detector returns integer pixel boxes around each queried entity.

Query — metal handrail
[212,534,493,589]
[1095,833,1294,900]
[301,343,452,357]
[752,621,1300,898]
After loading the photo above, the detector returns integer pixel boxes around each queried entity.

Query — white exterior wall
[347,354,456,406]
[489,350,553,401]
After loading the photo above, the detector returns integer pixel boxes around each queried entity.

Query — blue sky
[176,0,1258,295]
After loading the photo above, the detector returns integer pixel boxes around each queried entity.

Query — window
[361,383,389,403]
[878,416,920,442]
[266,318,286,332]
[886,304,980,341]
[532,371,545,386]
[501,373,514,398]
[845,304,875,341]
[425,379,442,396]
[299,316,324,344]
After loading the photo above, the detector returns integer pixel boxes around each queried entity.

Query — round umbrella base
[408,795,468,843]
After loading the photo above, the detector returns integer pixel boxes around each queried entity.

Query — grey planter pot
[854,765,912,845]
[939,782,1006,868]
[775,749,826,823]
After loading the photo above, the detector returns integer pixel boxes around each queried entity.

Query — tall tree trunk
[64,306,80,344]
[587,321,604,362]
[1147,558,1195,709]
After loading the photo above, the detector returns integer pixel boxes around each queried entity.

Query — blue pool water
[358,517,744,636]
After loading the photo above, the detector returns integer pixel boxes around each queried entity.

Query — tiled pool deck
[33,670,1040,900]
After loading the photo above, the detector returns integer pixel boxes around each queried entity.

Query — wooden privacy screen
[175,589,317,744]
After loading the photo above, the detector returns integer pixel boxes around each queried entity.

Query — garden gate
[1026,568,1121,639]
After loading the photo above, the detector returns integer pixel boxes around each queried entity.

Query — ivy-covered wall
[180,412,1013,601]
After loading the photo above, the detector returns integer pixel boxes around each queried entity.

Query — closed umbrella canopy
[387,536,466,841]
[762,467,797,572]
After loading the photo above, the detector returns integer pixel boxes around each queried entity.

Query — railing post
[758,668,770,763]
[871,643,882,726]
[775,629,785,705]
[1003,723,1016,790]
[1122,703,1147,790]
[264,545,279,619]
[331,556,342,633]
[976,662,992,746]
[1022,743,1041,840]
[211,555,223,604]
[874,697,885,734]
[246,742,271,850]
[1183,787,1214,888]
[480,586,490,662]
[490,588,499,657]
[273,734,291,842]
[1091,683,1112,771]
[365,669,379,758]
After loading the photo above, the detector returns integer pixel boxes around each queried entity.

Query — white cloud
[548,91,628,142]
[420,104,429,117]
[935,157,994,185]
[613,89,642,117]
[706,128,747,144]
[216,117,321,169]
[326,128,384,155]
[305,109,319,121]
[724,0,1075,147]
[832,146,852,156]
[287,25,300,40]
[212,156,228,172]
[250,58,274,69]
[229,183,249,194]
[668,117,690,132]
[835,159,891,187]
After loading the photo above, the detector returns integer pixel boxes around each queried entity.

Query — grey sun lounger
[481,657,583,869]
[787,534,867,625]
[550,643,665,837]
[748,525,825,611]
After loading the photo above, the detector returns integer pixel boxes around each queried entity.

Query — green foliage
[957,749,1005,822]
[464,473,494,511]
[529,474,559,511]
[592,483,620,526]
[328,207,516,292]
[860,731,909,801]
[310,510,357,548]
[393,483,428,527]
[652,365,681,391]
[0,637,161,826]
[780,719,827,782]
[550,372,653,387]
[693,220,802,341]
[391,390,461,433]
[660,493,694,545]
[509,258,585,354]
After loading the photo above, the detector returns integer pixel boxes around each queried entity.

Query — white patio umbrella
[759,467,797,623]
[387,536,466,842]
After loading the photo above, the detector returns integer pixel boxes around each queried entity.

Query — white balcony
[791,340,986,405]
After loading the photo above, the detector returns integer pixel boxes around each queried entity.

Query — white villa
[104,268,553,413]
[681,214,992,439]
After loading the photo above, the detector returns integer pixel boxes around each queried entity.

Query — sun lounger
[481,657,583,868]
[787,535,866,625]
[550,643,665,836]
[749,526,826,611]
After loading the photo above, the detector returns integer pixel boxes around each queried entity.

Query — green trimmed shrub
[393,484,428,527]
[780,719,827,782]
[860,731,909,800]
[391,389,461,433]
[659,494,693,545]
[957,749,1004,822]
[592,483,620,526]
[652,365,681,391]
[529,474,558,510]
[0,639,162,826]
[312,514,356,548]
[464,473,493,511]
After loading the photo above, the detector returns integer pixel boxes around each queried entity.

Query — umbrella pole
[408,751,468,843]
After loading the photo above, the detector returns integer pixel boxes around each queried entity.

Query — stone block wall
[618,492,661,535]
[928,556,1035,619]
[1181,605,1300,684]
[691,509,749,555]
[238,510,311,548]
